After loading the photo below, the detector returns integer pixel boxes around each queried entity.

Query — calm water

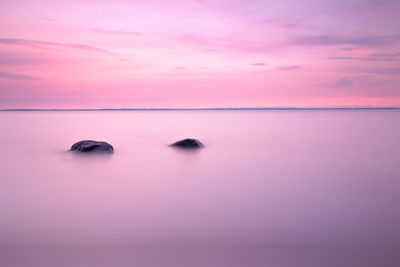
[1,110,400,267]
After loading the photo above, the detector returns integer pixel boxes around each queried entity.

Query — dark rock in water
[70,140,114,153]
[171,138,204,149]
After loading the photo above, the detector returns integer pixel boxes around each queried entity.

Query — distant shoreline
[1,107,400,111]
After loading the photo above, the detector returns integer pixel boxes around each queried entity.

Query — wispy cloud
[250,62,267,66]
[0,38,111,53]
[371,52,400,57]
[332,77,354,88]
[0,52,40,65]
[330,51,400,61]
[175,33,276,53]
[366,0,398,8]
[340,47,373,55]
[329,56,396,62]
[246,16,303,31]
[271,23,298,30]
[278,65,300,71]
[92,28,142,36]
[359,67,400,75]
[291,34,400,47]
[0,71,39,80]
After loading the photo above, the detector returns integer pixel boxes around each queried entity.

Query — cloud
[371,52,400,57]
[340,47,373,55]
[332,77,354,88]
[367,0,398,8]
[329,51,400,61]
[278,65,300,71]
[271,23,298,30]
[92,28,142,36]
[0,52,40,65]
[250,62,267,66]
[0,38,111,53]
[291,34,400,47]
[359,67,400,75]
[250,16,303,31]
[0,71,39,80]
[174,33,278,54]
[329,56,396,62]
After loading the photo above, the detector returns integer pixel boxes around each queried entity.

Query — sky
[0,0,399,108]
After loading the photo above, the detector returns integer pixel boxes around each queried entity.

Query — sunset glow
[1,0,400,108]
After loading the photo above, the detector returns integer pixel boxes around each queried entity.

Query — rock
[171,138,204,149]
[70,140,114,153]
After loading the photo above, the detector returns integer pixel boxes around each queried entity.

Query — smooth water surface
[1,110,399,266]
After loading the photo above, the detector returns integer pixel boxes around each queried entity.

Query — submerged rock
[171,138,204,149]
[70,140,114,153]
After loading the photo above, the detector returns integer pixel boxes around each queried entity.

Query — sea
[1,109,399,267]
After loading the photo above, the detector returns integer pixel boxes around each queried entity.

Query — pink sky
[0,0,400,108]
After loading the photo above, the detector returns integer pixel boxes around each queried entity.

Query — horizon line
[1,106,400,111]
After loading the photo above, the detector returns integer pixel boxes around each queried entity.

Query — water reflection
[1,110,400,267]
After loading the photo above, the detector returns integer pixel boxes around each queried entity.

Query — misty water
[1,110,400,267]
